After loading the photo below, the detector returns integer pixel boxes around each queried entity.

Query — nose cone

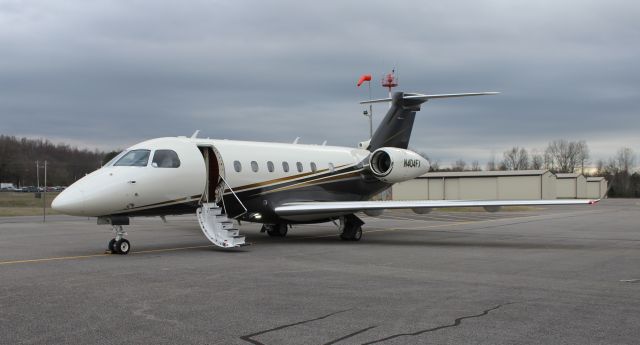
[51,186,85,216]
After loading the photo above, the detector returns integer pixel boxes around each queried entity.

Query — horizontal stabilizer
[360,92,499,104]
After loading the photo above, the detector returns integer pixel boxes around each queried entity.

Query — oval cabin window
[282,162,290,172]
[251,161,259,172]
[234,161,242,172]
[296,162,303,173]
[267,161,274,173]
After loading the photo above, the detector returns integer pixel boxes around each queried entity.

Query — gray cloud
[1,0,639,166]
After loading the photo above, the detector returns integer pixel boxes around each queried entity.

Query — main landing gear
[108,225,131,255]
[261,223,288,237]
[339,214,363,241]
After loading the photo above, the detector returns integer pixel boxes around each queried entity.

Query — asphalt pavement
[1,199,639,345]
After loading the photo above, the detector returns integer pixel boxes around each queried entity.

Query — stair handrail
[218,175,248,219]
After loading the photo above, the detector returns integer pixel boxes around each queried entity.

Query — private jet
[52,91,597,254]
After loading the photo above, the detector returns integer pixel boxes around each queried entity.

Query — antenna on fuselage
[293,137,301,144]
[191,130,200,139]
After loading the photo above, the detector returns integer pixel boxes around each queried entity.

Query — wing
[275,199,598,218]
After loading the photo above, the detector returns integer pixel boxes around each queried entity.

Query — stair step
[196,204,244,249]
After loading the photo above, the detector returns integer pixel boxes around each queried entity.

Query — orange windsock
[357,74,372,87]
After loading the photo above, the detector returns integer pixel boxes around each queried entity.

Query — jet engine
[368,147,430,183]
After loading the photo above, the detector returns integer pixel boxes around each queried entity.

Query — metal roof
[555,173,584,179]
[419,170,550,178]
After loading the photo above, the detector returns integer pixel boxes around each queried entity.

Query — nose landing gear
[108,225,131,255]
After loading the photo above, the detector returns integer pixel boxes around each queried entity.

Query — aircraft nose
[51,186,85,216]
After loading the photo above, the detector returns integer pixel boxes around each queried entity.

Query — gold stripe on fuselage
[224,164,352,194]
[256,170,362,196]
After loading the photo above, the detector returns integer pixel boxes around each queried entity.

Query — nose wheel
[108,225,131,255]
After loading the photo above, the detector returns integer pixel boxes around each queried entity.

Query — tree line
[422,139,638,197]
[0,135,107,187]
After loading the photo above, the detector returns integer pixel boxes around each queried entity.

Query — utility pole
[367,80,373,138]
[36,161,40,190]
[357,74,374,139]
[43,160,47,222]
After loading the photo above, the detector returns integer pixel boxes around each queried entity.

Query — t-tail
[362,91,499,151]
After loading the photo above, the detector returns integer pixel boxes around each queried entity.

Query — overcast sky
[1,0,638,166]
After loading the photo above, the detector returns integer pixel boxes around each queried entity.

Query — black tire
[340,226,362,241]
[115,239,130,255]
[277,224,288,237]
[108,239,117,253]
[351,227,362,241]
[267,224,288,237]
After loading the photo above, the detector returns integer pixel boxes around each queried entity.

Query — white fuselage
[52,136,376,219]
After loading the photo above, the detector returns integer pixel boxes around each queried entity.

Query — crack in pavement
[323,326,377,345]
[361,303,512,345]
[239,309,352,345]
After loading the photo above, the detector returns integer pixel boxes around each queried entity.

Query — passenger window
[282,162,289,173]
[114,149,150,167]
[296,162,303,173]
[251,161,259,172]
[267,161,274,173]
[234,161,242,172]
[151,150,181,168]
[310,162,317,173]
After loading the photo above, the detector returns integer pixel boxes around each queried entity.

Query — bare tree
[530,151,544,170]
[576,140,590,174]
[614,147,635,173]
[470,160,481,171]
[545,139,588,173]
[429,159,440,172]
[486,156,496,171]
[452,159,467,171]
[502,147,529,170]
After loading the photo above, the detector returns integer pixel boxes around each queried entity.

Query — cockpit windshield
[113,149,151,167]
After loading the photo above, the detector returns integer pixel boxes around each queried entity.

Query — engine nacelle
[369,147,430,183]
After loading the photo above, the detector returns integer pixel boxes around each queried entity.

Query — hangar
[392,170,557,200]
[556,173,587,199]
[586,176,608,199]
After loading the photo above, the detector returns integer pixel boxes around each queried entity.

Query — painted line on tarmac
[0,244,216,266]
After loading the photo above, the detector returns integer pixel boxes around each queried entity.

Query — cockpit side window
[152,150,181,168]
[104,151,127,167]
[114,149,151,167]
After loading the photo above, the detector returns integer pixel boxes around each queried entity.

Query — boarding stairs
[196,203,246,248]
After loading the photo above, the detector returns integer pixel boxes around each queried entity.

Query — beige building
[556,173,587,199]
[586,176,608,199]
[392,170,557,200]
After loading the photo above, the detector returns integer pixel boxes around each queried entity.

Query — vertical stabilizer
[362,91,499,151]
[367,92,420,151]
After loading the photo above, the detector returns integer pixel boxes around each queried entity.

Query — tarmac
[1,199,639,345]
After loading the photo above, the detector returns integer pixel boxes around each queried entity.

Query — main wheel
[340,226,362,241]
[351,226,362,241]
[108,239,117,253]
[115,239,131,255]
[267,224,288,237]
